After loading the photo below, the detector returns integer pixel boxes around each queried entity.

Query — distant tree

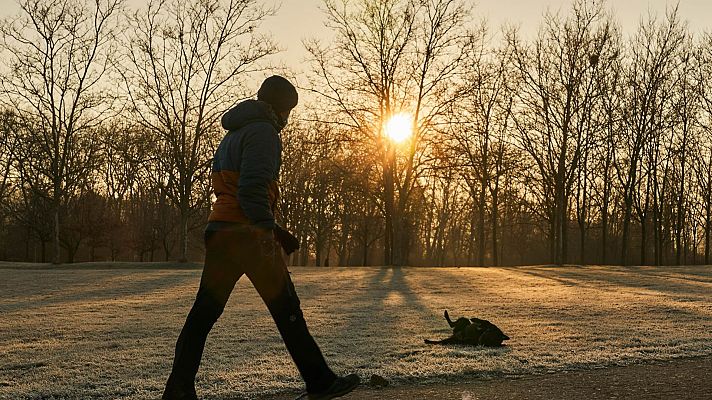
[0,0,122,263]
[618,6,686,265]
[509,0,614,264]
[449,36,516,266]
[0,110,17,213]
[118,0,278,262]
[669,35,701,265]
[307,0,476,265]
[98,122,157,260]
[695,33,712,263]
[61,188,108,262]
[420,165,464,265]
[592,29,624,264]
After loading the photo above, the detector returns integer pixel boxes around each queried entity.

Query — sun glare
[384,113,413,144]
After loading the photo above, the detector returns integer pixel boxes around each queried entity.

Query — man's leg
[246,239,337,393]
[164,230,244,395]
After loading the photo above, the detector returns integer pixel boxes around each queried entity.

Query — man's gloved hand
[273,224,300,255]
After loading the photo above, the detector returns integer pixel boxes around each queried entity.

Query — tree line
[1,0,712,267]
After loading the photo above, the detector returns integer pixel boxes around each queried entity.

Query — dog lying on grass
[425,310,510,347]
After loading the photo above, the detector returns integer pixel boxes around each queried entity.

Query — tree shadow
[514,266,711,299]
[0,270,199,313]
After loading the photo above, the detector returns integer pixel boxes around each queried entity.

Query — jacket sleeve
[238,124,279,229]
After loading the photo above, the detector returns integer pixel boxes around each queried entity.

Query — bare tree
[509,0,613,264]
[307,0,475,265]
[449,35,516,266]
[118,0,278,261]
[695,33,712,263]
[592,31,624,264]
[0,0,122,263]
[617,7,685,265]
[0,110,18,211]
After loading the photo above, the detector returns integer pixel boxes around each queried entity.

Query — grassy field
[0,265,710,399]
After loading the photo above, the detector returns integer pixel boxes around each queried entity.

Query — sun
[384,113,413,144]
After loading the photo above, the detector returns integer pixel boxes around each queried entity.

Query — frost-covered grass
[0,265,711,399]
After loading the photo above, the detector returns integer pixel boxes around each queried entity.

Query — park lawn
[0,265,710,399]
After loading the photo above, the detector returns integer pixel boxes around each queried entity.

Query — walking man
[162,76,360,400]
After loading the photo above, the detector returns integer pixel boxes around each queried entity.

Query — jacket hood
[221,100,284,132]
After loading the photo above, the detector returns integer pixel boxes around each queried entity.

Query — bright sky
[2,0,711,88]
[265,0,712,71]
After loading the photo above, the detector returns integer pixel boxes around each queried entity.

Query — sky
[262,0,712,71]
[1,0,711,89]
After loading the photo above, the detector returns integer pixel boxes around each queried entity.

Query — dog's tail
[444,310,455,327]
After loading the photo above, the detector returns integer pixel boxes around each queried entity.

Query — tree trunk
[361,222,370,266]
[562,200,568,264]
[579,222,586,265]
[24,226,30,261]
[383,148,396,266]
[549,208,557,264]
[398,214,410,266]
[640,216,647,265]
[179,205,189,263]
[362,241,369,266]
[706,192,711,265]
[601,191,609,265]
[477,186,486,266]
[338,222,349,266]
[54,207,61,264]
[468,211,477,265]
[652,172,660,266]
[300,237,309,266]
[491,186,499,266]
[621,196,632,266]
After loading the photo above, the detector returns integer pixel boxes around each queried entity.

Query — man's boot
[296,374,361,400]
[162,374,198,400]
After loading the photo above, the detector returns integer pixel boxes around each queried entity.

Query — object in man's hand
[274,224,300,255]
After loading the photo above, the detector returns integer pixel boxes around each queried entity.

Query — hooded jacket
[208,100,283,229]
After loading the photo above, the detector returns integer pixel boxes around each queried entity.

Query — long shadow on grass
[516,267,710,299]
[0,270,199,313]
[336,268,435,356]
[560,267,711,295]
[510,267,712,321]
[333,268,512,372]
[607,265,712,283]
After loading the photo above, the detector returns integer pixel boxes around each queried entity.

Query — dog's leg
[425,336,458,345]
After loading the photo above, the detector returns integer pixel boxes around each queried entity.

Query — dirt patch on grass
[273,356,710,400]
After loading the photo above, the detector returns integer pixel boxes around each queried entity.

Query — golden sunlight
[384,113,413,144]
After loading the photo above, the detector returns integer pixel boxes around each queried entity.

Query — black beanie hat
[257,75,298,113]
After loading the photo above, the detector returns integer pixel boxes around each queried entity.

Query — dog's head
[470,318,510,346]
[479,327,509,346]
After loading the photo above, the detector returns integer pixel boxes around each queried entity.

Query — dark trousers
[167,226,336,392]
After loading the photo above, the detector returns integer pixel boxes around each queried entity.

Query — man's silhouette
[162,76,360,400]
